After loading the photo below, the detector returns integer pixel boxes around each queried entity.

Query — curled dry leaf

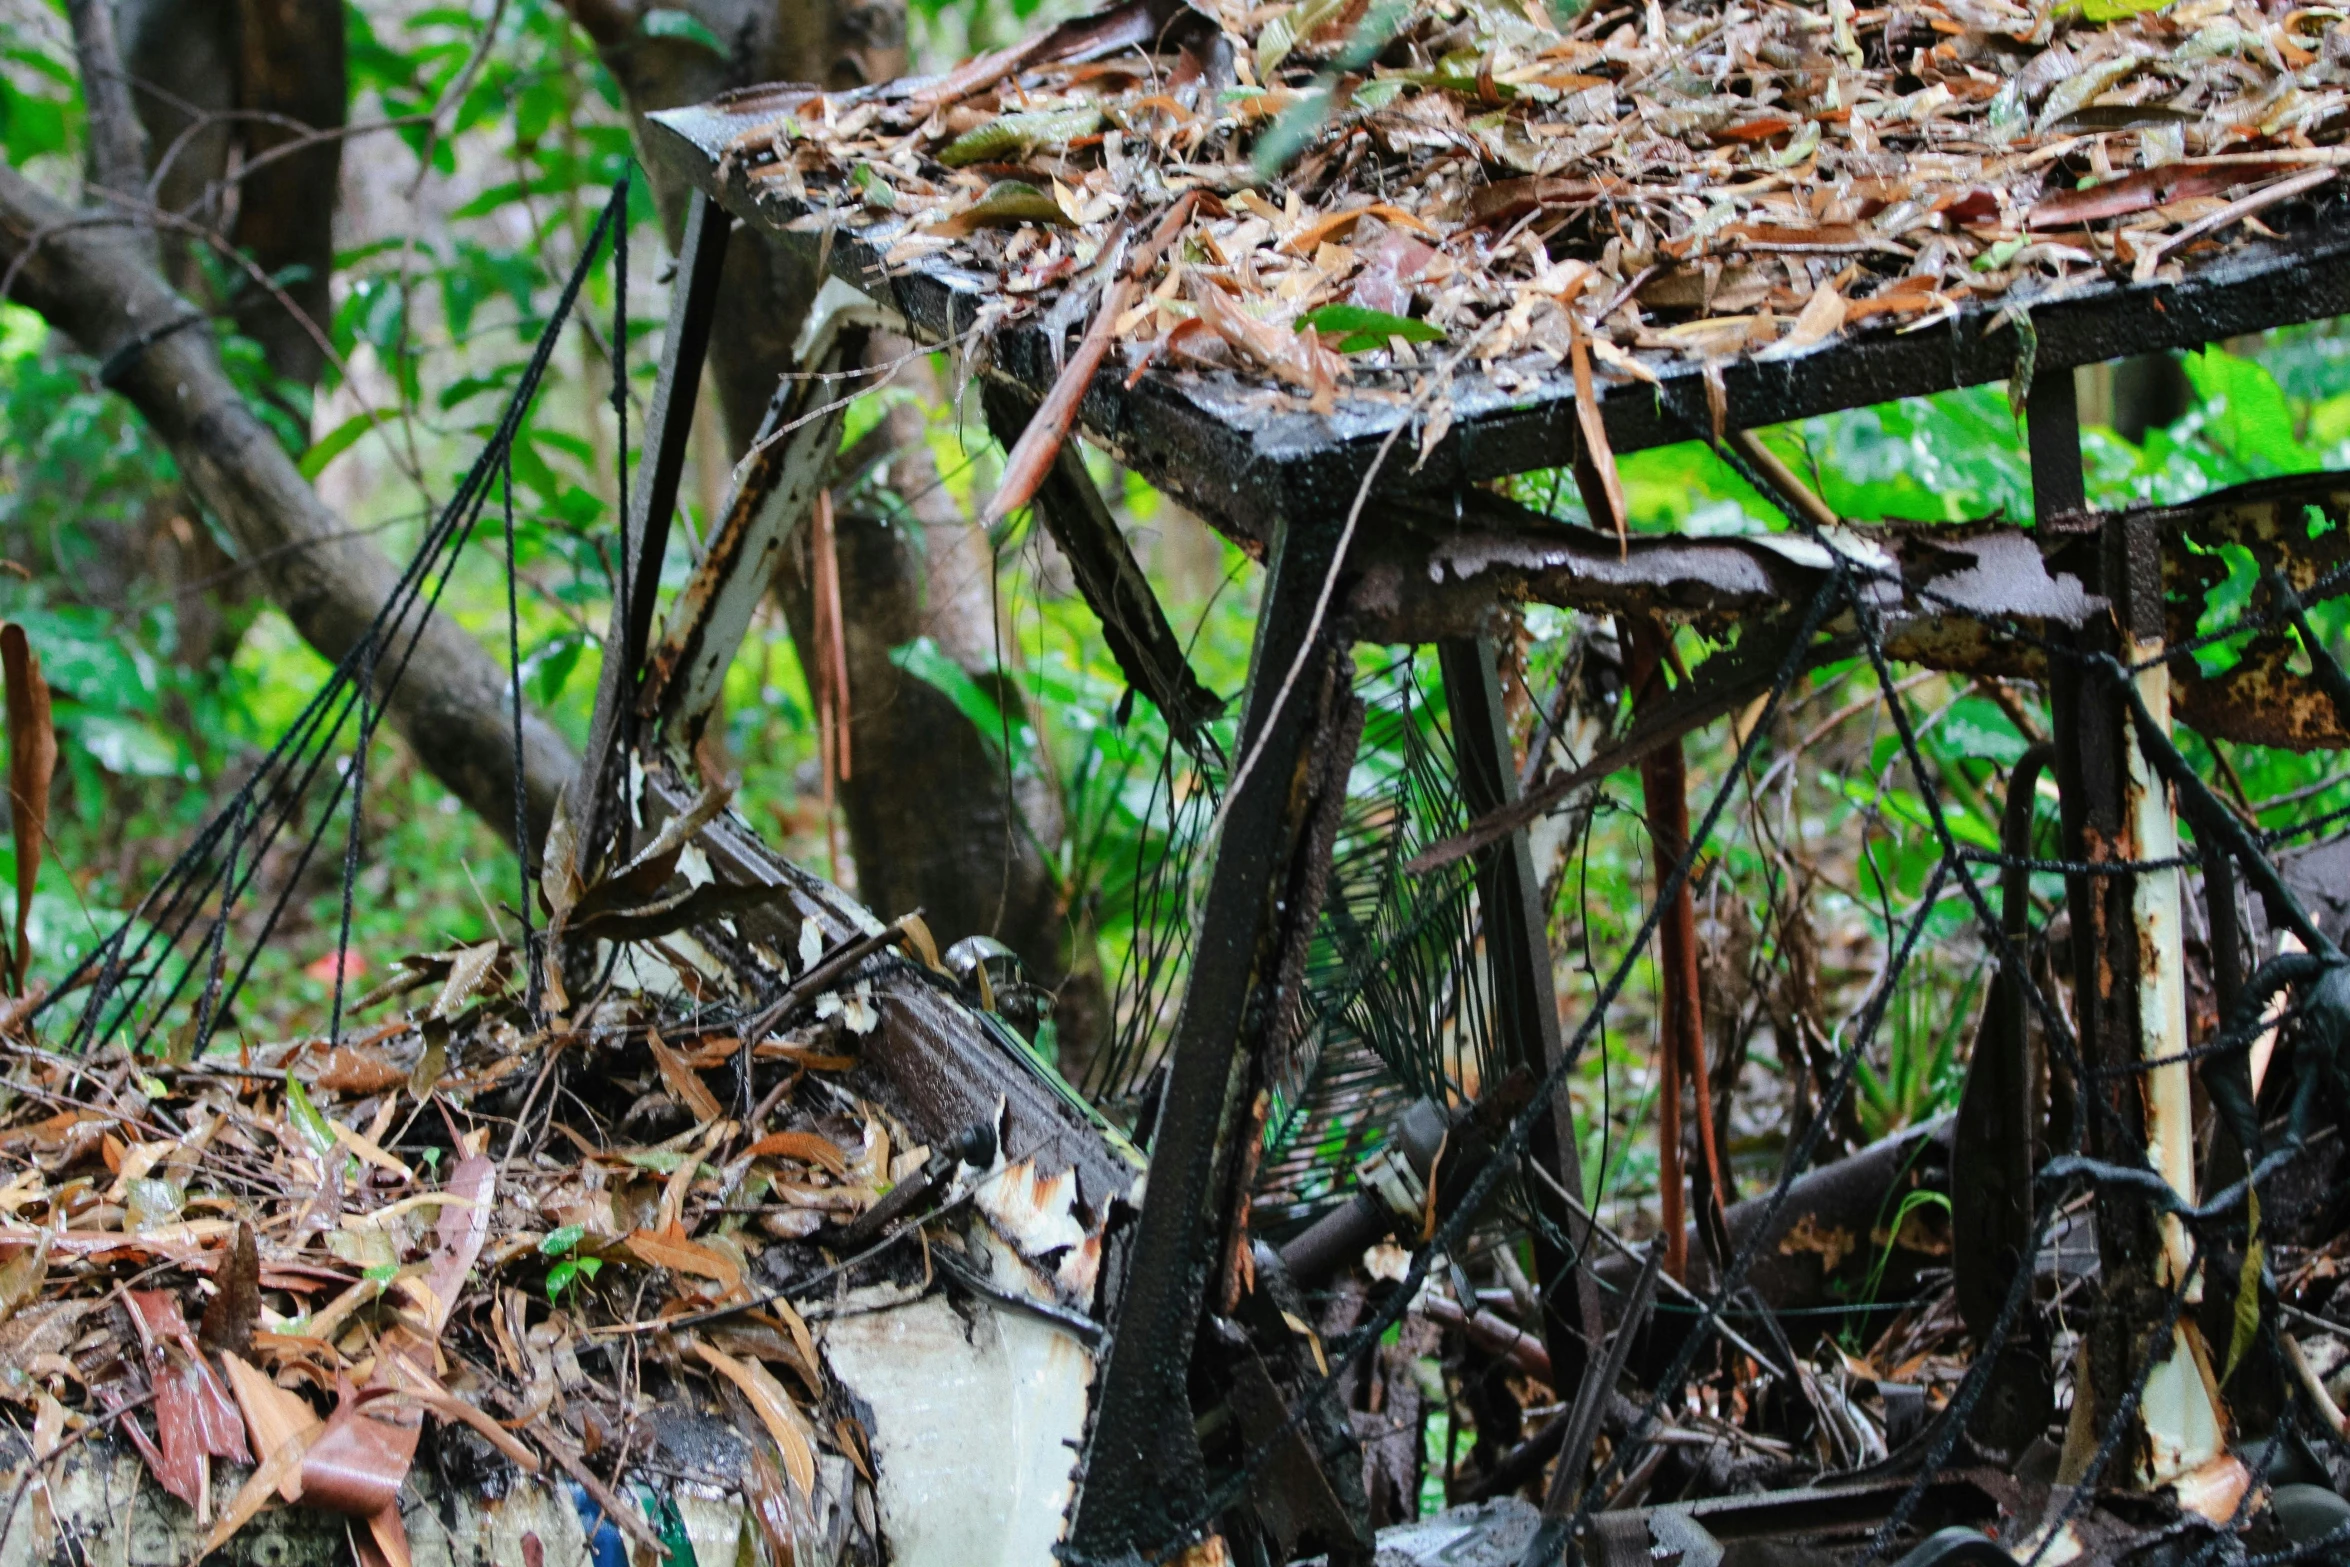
[0,623,54,997]
[692,1338,818,1497]
[743,1129,851,1174]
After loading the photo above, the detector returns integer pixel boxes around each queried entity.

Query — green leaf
[2184,348,2313,475]
[541,1223,586,1258]
[640,8,728,53]
[2225,1189,2263,1383]
[283,1075,339,1160]
[1294,304,1445,354]
[298,412,382,480]
[2076,0,2169,21]
[890,637,1010,751]
[545,1256,601,1301]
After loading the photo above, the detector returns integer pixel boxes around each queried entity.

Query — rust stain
[1777,1212,1858,1274]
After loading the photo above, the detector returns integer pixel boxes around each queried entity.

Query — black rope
[37,174,633,1056]
[503,452,538,1021]
[328,669,376,1049]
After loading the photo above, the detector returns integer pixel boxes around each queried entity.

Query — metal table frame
[609,103,2350,1561]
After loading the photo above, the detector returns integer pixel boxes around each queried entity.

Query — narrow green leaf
[297,412,380,480]
[1295,304,1445,354]
[640,8,728,52]
[282,1075,338,1160]
[2225,1189,2263,1383]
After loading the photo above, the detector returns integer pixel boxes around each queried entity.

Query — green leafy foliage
[1293,304,1445,353]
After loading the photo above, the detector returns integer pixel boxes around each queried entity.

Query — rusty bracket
[642,281,879,757]
[979,381,1227,760]
[557,189,732,987]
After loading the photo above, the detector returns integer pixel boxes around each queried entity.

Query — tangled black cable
[35,174,634,1059]
[1108,415,2350,1566]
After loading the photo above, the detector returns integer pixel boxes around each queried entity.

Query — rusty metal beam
[1352,476,2350,755]
[1067,516,1363,1559]
[559,189,732,958]
[980,382,1226,758]
[1950,743,2056,1458]
[643,285,872,757]
[2037,377,2228,1492]
[645,97,2350,550]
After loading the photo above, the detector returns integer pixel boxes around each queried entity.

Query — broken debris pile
[0,780,1142,1565]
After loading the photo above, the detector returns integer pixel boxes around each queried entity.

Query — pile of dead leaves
[0,928,928,1564]
[710,0,2348,418]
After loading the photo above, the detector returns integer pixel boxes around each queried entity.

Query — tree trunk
[0,162,575,850]
[563,0,1103,1066]
[118,0,346,387]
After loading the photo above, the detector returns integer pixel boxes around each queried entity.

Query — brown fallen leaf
[2026,158,2299,229]
[194,1415,320,1562]
[0,623,54,996]
[302,1046,408,1096]
[628,1227,747,1293]
[301,1385,421,1519]
[693,1338,818,1496]
[221,1351,323,1503]
[1467,176,1603,230]
[649,1031,726,1125]
[743,1129,851,1174]
[1758,282,1847,361]
[198,1222,260,1358]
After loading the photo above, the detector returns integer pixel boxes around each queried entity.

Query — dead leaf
[743,1130,850,1175]
[303,1046,408,1096]
[301,1386,421,1518]
[2027,159,2300,230]
[198,1223,260,1357]
[430,941,503,1019]
[0,624,54,996]
[194,1415,320,1562]
[221,1351,324,1503]
[412,1156,494,1338]
[1567,311,1628,554]
[627,1228,746,1293]
[693,1338,818,1495]
[649,1031,726,1125]
[1757,282,1847,361]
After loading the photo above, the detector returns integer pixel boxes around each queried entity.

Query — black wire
[504,451,539,1021]
[37,175,632,1055]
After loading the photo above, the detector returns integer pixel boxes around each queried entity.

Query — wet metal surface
[648,99,2350,547]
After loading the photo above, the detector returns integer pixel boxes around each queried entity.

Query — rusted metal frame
[1067,516,1360,1561]
[1357,474,2350,760]
[642,304,874,757]
[562,190,733,928]
[1433,636,1604,1405]
[979,381,1227,759]
[1622,621,1733,1286]
[1950,742,2056,1456]
[2112,503,2227,1485]
[647,102,2350,549]
[2034,373,2223,1488]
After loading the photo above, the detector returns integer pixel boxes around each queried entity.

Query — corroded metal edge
[646,100,2350,544]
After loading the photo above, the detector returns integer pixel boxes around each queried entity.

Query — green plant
[541,1223,602,1301]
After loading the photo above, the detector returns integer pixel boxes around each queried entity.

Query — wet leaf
[649,1031,725,1125]
[2226,1190,2264,1383]
[743,1130,851,1174]
[933,180,1074,235]
[0,623,55,995]
[282,1076,339,1162]
[199,1223,260,1357]
[1294,304,1444,353]
[693,1339,817,1495]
